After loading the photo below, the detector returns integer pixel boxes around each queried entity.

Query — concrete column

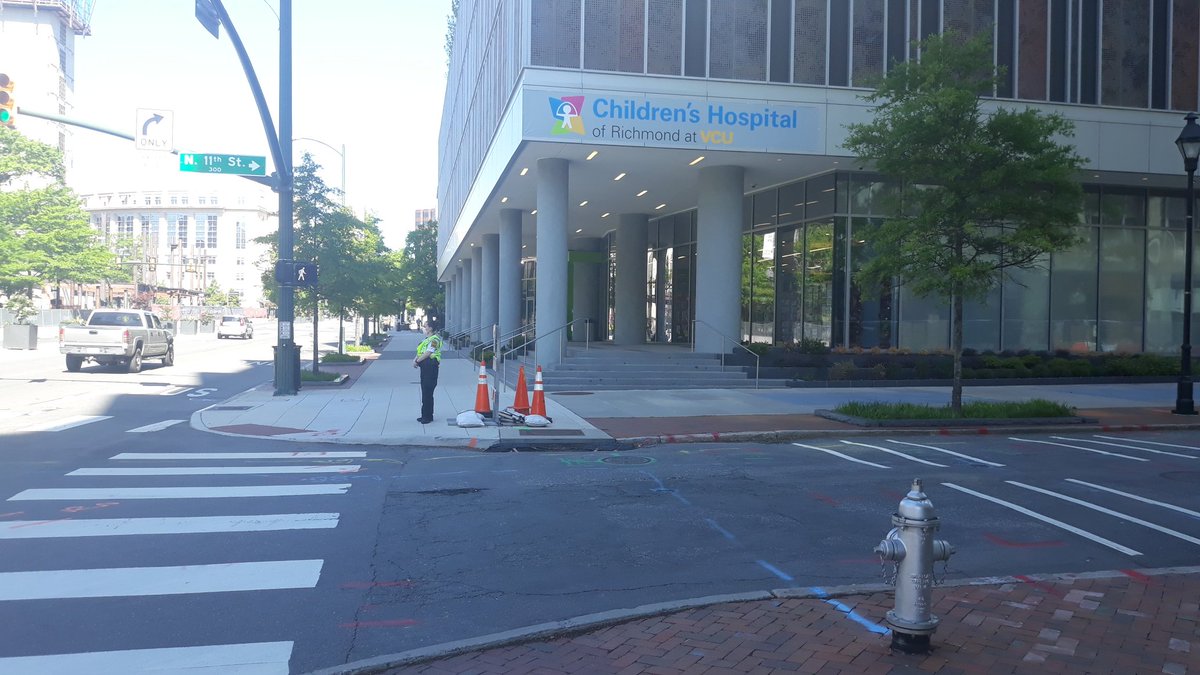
[444,280,453,332]
[470,246,483,341]
[499,209,523,345]
[572,237,603,343]
[654,248,667,342]
[447,275,457,333]
[481,234,499,346]
[695,165,744,353]
[453,270,463,334]
[614,213,648,345]
[536,158,569,364]
[461,257,473,340]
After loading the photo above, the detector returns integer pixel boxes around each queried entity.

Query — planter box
[2,324,38,350]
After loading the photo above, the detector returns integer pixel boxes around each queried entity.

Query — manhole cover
[1160,471,1200,482]
[601,455,653,465]
[551,391,594,396]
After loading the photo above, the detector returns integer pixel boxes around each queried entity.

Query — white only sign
[135,109,173,152]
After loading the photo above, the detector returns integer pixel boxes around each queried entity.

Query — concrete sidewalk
[191,330,1200,449]
[323,565,1200,675]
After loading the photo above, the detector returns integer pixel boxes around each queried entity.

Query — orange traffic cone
[474,361,492,416]
[530,366,547,417]
[512,365,530,414]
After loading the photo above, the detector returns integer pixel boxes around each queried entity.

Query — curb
[304,565,1200,675]
[812,409,1096,427]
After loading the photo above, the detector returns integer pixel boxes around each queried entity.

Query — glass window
[741,231,775,343]
[1002,256,1050,351]
[897,285,949,351]
[794,0,828,85]
[778,182,805,225]
[1050,228,1098,351]
[831,217,851,347]
[828,0,849,86]
[684,0,707,77]
[1099,191,1145,226]
[769,0,790,82]
[531,0,581,68]
[709,0,767,81]
[848,219,894,348]
[1101,0,1150,108]
[1018,0,1048,100]
[647,0,683,75]
[804,220,836,347]
[1098,227,1145,351]
[963,276,1001,352]
[1144,226,1198,353]
[851,0,885,87]
[752,190,777,229]
[807,173,837,219]
[673,212,692,245]
[584,0,645,73]
[1172,2,1199,111]
[236,222,247,249]
[669,244,693,343]
[775,226,803,344]
[206,215,219,248]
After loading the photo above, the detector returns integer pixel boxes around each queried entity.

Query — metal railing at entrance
[691,318,760,389]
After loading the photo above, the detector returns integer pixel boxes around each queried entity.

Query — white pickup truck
[59,309,175,373]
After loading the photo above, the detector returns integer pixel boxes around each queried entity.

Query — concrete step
[542,380,788,391]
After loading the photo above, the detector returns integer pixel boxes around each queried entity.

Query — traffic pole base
[890,630,931,654]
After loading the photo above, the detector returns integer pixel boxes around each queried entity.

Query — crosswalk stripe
[125,420,186,433]
[1066,479,1200,519]
[8,485,352,500]
[0,513,340,539]
[1094,434,1199,451]
[886,439,1005,467]
[1008,436,1148,461]
[0,641,292,675]
[840,440,949,467]
[110,451,367,460]
[67,465,361,476]
[792,442,890,468]
[1008,480,1200,547]
[0,560,324,600]
[17,415,112,432]
[1057,436,1197,459]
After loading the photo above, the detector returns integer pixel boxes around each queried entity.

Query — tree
[0,128,119,299]
[842,31,1084,413]
[397,218,443,322]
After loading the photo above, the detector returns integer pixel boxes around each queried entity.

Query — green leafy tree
[0,128,118,299]
[842,31,1084,413]
[397,218,443,322]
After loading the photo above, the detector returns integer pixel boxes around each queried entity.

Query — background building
[439,0,1200,358]
[415,207,437,227]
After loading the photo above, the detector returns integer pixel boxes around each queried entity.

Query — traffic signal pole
[276,0,298,395]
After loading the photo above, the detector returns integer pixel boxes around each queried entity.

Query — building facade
[438,0,1200,360]
[80,186,278,310]
[415,207,438,227]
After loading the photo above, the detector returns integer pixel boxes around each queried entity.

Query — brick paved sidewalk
[380,571,1199,675]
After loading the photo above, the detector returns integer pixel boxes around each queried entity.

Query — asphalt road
[0,337,1197,673]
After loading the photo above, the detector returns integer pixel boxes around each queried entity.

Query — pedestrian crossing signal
[274,259,317,287]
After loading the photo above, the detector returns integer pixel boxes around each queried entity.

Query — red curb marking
[977,427,990,435]
[1015,574,1066,597]
[468,438,478,448]
[810,493,839,507]
[340,581,415,589]
[712,432,720,441]
[938,428,950,435]
[1120,569,1156,584]
[983,533,1065,548]
[666,435,676,443]
[339,619,418,629]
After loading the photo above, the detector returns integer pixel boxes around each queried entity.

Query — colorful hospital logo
[549,96,585,135]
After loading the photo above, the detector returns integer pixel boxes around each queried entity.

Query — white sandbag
[523,414,550,427]
[455,411,485,428]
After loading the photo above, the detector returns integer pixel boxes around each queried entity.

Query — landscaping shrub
[321,352,361,363]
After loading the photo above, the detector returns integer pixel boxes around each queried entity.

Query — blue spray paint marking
[756,560,794,582]
[640,471,691,505]
[810,586,891,635]
[705,518,738,543]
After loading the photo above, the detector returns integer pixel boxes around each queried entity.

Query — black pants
[419,358,439,421]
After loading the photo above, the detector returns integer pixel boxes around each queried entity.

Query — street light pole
[1173,112,1200,415]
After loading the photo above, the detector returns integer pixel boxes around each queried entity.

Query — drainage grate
[517,429,585,436]
[601,455,653,465]
[208,406,255,411]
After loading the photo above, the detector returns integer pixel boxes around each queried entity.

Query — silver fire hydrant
[874,478,954,654]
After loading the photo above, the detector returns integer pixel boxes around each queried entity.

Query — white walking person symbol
[297,266,307,282]
[556,101,577,129]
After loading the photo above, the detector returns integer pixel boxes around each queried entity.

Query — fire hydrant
[874,478,954,654]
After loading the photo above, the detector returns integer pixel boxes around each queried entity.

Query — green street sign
[179,153,267,176]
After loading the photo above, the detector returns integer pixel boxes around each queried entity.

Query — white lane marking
[0,641,292,675]
[18,415,112,433]
[159,386,193,396]
[8,485,352,500]
[1094,435,1200,452]
[0,513,340,539]
[110,451,367,460]
[67,465,361,476]
[1066,479,1200,520]
[0,559,324,600]
[792,442,889,469]
[125,420,186,433]
[941,482,1141,556]
[1007,481,1200,547]
[886,439,1006,467]
[840,441,949,467]
[1051,436,1196,459]
[188,388,218,398]
[1008,437,1148,461]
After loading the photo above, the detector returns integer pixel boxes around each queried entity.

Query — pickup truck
[59,309,174,373]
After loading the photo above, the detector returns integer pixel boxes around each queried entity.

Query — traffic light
[0,73,14,128]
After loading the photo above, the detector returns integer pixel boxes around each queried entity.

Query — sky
[67,0,452,249]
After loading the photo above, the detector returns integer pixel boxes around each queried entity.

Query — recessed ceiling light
[655,203,666,210]
[519,167,529,176]
[579,200,588,207]
[531,209,537,215]
[470,242,475,246]
[601,212,610,218]
[575,228,583,233]
[586,150,598,160]
[822,187,835,193]
[636,190,648,197]
[522,244,527,249]
[500,196,508,203]
[689,156,705,166]
[614,172,626,181]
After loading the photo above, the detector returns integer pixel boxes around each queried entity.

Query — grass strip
[301,370,342,382]
[834,399,1075,420]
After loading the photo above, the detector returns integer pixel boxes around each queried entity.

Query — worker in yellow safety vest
[413,323,443,424]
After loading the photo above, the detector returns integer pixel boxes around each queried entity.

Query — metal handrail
[446,323,487,350]
[691,318,760,389]
[497,318,592,404]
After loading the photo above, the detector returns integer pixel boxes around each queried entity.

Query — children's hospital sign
[524,89,824,154]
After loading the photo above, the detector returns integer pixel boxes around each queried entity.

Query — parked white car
[217,315,254,339]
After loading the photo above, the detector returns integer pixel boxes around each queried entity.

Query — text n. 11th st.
[179,153,266,176]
